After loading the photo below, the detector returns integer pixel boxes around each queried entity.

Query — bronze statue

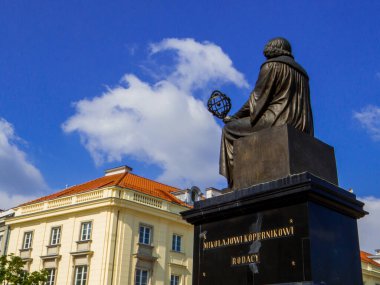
[220,37,314,188]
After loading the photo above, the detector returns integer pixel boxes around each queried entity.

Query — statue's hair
[263,37,293,59]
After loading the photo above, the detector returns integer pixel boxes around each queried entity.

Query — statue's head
[263,37,293,59]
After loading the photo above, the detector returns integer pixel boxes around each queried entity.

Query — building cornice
[7,187,190,226]
[361,261,380,278]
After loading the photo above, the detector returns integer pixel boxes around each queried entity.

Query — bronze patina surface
[220,38,313,188]
[233,125,338,190]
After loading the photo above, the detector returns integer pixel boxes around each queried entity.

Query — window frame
[50,226,61,246]
[171,234,182,252]
[22,231,33,249]
[138,224,153,245]
[80,222,92,242]
[45,268,56,285]
[170,274,180,285]
[135,268,149,285]
[74,265,88,285]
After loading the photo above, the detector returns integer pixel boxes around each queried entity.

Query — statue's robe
[220,55,314,188]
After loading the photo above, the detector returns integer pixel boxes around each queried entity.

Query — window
[45,268,56,285]
[0,235,3,252]
[74,265,87,285]
[80,222,92,241]
[172,234,182,252]
[139,225,152,245]
[23,232,33,249]
[50,227,61,245]
[135,269,149,285]
[170,274,180,285]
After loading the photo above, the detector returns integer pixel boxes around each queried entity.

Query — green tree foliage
[0,254,47,284]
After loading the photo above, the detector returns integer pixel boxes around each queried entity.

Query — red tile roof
[20,172,189,208]
[361,251,380,267]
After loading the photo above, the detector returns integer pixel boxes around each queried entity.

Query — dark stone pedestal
[182,173,367,285]
[233,125,338,190]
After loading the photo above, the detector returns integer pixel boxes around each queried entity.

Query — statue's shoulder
[262,56,309,79]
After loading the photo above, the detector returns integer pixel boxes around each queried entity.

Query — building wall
[113,207,193,285]
[7,207,111,284]
[0,222,8,255]
[0,210,14,255]
[362,261,380,285]
[6,187,193,285]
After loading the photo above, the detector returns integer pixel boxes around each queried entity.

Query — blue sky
[0,1,379,251]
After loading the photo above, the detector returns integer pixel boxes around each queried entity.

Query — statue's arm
[249,63,277,124]
[231,99,250,119]
[223,97,250,123]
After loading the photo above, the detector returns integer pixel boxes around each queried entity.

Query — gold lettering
[231,254,260,266]
[203,225,296,251]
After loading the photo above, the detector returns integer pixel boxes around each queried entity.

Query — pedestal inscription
[196,204,307,285]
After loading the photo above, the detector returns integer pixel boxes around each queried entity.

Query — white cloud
[0,191,38,210]
[63,38,248,189]
[358,196,380,252]
[150,38,249,91]
[353,105,380,141]
[0,118,48,209]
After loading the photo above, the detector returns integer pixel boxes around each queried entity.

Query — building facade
[0,209,14,255]
[361,250,380,285]
[6,166,193,285]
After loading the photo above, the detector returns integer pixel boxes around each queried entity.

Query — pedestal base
[182,173,367,285]
[233,125,338,190]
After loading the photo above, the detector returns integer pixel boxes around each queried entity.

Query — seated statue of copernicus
[220,37,314,188]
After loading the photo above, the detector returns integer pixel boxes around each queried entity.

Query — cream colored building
[0,209,14,255]
[362,250,380,285]
[6,166,194,285]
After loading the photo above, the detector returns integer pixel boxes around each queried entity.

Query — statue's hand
[223,116,235,124]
